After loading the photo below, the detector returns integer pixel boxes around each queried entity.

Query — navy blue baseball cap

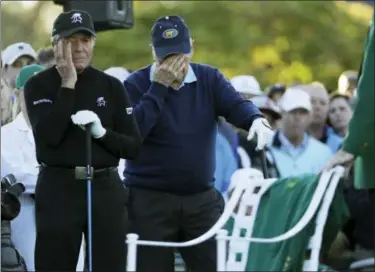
[151,16,191,59]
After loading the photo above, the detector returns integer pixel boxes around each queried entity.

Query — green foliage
[94,1,370,90]
[2,1,371,91]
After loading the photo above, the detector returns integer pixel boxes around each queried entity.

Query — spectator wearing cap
[2,42,37,89]
[303,82,342,153]
[265,83,286,105]
[124,15,273,272]
[230,75,263,99]
[267,88,333,178]
[37,47,55,68]
[250,95,281,129]
[224,74,263,163]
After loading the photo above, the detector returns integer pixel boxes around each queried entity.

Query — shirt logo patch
[33,99,52,105]
[162,29,178,39]
[126,107,133,115]
[96,97,106,107]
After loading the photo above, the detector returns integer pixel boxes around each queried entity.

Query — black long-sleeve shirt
[24,66,142,168]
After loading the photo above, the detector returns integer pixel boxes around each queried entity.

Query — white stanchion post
[126,233,139,272]
[216,229,228,272]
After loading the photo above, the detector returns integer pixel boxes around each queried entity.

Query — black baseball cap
[266,84,286,98]
[151,16,191,59]
[52,10,96,38]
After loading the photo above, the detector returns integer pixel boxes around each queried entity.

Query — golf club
[85,123,93,272]
[260,149,269,179]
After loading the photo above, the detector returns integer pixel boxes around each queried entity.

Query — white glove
[71,110,106,139]
[247,118,273,151]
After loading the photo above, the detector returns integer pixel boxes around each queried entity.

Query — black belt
[40,164,117,180]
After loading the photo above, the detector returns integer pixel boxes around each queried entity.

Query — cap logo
[162,29,178,39]
[71,13,83,24]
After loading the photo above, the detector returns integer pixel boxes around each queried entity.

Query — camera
[1,174,25,221]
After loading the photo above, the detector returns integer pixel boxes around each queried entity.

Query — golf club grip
[85,124,92,166]
[260,149,269,179]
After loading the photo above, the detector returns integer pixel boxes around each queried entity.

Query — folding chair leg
[126,233,139,272]
[216,229,228,271]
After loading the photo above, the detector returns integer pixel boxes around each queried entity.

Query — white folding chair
[217,166,345,271]
[125,166,345,272]
[236,146,251,168]
[350,258,375,271]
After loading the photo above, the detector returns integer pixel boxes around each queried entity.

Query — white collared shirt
[1,113,38,194]
[267,131,333,178]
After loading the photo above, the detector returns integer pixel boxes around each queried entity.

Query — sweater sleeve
[212,68,263,131]
[24,78,75,147]
[124,79,169,139]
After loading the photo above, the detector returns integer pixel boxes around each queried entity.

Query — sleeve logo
[126,107,133,115]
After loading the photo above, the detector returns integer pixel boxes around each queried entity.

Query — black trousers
[34,167,128,271]
[128,187,225,272]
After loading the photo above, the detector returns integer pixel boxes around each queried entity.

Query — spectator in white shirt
[267,88,333,178]
[1,64,45,270]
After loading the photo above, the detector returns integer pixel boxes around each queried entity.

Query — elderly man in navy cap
[124,15,273,272]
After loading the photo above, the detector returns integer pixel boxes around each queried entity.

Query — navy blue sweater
[123,63,262,194]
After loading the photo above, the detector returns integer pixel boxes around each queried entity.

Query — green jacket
[225,174,348,271]
[342,14,374,189]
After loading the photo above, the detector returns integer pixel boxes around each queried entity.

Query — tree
[1,2,57,50]
[95,1,371,90]
[2,1,371,91]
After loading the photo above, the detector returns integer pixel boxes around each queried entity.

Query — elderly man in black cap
[24,10,141,271]
[124,15,273,272]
